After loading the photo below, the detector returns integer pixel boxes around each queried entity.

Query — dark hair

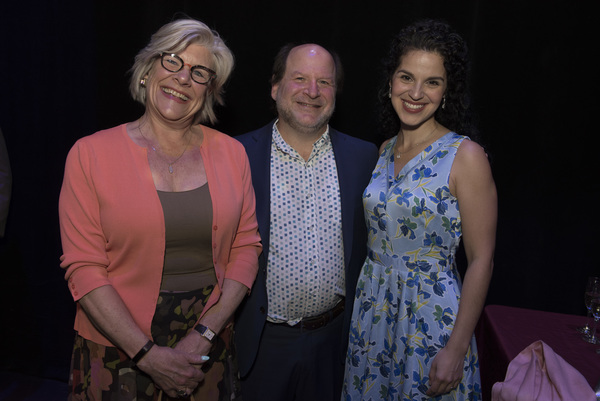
[270,43,344,92]
[379,19,477,140]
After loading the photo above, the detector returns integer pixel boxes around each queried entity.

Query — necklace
[138,124,193,174]
[395,123,438,159]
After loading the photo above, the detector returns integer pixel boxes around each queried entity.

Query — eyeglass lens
[161,54,214,84]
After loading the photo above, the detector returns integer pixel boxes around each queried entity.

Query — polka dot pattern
[266,124,344,325]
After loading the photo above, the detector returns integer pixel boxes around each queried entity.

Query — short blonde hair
[129,18,234,124]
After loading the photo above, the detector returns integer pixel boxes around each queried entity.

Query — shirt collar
[271,119,331,157]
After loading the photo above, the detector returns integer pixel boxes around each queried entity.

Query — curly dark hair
[379,19,478,140]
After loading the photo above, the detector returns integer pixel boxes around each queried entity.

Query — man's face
[271,44,337,136]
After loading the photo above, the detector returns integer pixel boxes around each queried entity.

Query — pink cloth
[492,340,596,401]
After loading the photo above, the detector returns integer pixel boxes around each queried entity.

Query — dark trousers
[240,312,344,401]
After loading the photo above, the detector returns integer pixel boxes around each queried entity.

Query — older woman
[342,20,497,400]
[59,18,261,400]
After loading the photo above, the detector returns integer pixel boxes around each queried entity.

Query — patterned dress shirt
[266,122,344,325]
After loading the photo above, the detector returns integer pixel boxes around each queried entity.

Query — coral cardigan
[59,124,261,346]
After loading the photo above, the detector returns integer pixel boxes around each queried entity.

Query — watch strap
[194,323,216,343]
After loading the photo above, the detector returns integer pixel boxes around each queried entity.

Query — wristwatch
[194,323,216,343]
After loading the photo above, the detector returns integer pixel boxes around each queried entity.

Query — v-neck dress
[342,132,481,400]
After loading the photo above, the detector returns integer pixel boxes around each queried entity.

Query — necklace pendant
[168,165,174,174]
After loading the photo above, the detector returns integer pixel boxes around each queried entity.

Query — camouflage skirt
[68,286,241,401]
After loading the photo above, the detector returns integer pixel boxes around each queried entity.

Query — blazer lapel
[331,130,355,269]
[245,126,273,257]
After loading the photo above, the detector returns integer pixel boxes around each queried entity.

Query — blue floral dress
[342,132,481,401]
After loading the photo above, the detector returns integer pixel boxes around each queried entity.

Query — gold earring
[140,76,147,87]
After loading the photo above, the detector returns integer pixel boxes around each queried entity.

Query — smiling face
[271,44,337,137]
[390,49,447,129]
[145,43,213,127]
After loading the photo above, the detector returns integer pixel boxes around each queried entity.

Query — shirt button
[213,225,218,230]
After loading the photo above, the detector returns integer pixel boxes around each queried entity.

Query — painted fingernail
[201,356,210,361]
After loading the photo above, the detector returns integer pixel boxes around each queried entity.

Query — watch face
[198,324,215,341]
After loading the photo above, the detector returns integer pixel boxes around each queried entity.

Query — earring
[140,76,147,87]
[441,96,446,110]
[388,87,392,99]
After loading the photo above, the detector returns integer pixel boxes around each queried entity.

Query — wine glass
[583,296,600,344]
[577,276,600,336]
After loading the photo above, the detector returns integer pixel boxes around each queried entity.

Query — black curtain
[0,0,596,384]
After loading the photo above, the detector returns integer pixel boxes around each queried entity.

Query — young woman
[343,20,497,400]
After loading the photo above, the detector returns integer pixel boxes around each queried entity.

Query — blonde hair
[129,18,234,124]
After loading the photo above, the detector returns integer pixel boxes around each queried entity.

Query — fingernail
[202,356,210,361]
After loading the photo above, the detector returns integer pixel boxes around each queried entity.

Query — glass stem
[589,317,599,343]
[585,309,592,330]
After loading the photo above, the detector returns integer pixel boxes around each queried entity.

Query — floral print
[342,133,481,401]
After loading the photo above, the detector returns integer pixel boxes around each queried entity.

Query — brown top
[157,184,216,291]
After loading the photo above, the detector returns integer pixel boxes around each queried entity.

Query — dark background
[0,0,597,387]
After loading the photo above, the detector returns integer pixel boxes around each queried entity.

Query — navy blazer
[234,122,378,377]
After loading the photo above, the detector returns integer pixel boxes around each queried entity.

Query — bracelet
[132,340,154,364]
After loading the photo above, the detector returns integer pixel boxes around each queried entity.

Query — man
[235,43,378,401]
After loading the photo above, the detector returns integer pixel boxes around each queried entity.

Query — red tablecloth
[475,305,599,400]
